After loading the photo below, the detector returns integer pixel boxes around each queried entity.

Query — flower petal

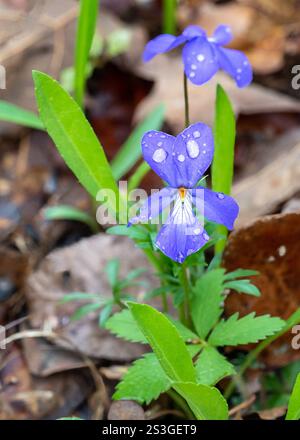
[156,193,208,263]
[182,25,206,39]
[142,130,177,186]
[192,187,239,230]
[143,34,187,62]
[182,37,219,85]
[211,25,233,45]
[129,187,176,225]
[172,123,214,188]
[216,47,252,88]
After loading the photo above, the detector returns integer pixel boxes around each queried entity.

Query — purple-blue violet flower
[129,123,239,263]
[143,24,252,88]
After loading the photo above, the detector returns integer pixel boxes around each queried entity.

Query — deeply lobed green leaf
[209,312,285,346]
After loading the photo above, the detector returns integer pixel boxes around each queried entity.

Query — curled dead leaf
[223,212,300,367]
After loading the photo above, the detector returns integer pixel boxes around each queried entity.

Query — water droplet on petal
[178,154,185,162]
[197,54,205,62]
[237,68,242,73]
[193,228,201,235]
[217,192,225,199]
[191,64,197,70]
[187,139,200,159]
[193,131,200,138]
[157,141,163,146]
[243,60,248,66]
[203,150,206,154]
[152,148,167,163]
[190,72,196,78]
[203,232,209,241]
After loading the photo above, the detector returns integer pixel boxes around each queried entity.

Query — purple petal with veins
[172,123,214,188]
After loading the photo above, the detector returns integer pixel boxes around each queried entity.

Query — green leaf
[128,302,196,383]
[106,225,148,241]
[33,71,121,214]
[105,259,120,289]
[74,0,99,107]
[212,84,236,252]
[286,373,300,420]
[60,292,100,303]
[212,84,236,195]
[224,269,259,281]
[105,309,147,344]
[167,317,199,342]
[111,104,165,181]
[173,382,228,420]
[0,100,44,130]
[195,346,235,386]
[43,205,98,232]
[224,280,261,297]
[114,353,171,404]
[191,269,225,339]
[99,303,113,327]
[71,302,103,321]
[209,312,285,346]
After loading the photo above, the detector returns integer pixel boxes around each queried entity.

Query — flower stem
[163,0,177,35]
[183,73,190,127]
[179,265,192,328]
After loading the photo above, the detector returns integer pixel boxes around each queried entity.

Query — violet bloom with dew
[128,123,239,263]
[143,24,252,88]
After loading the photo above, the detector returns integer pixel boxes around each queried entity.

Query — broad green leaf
[224,280,261,297]
[212,84,236,252]
[286,373,300,420]
[173,382,228,420]
[224,269,259,281]
[191,269,225,339]
[128,302,196,383]
[111,104,165,181]
[33,71,121,213]
[71,302,103,321]
[0,100,44,130]
[74,0,99,107]
[105,309,147,344]
[60,292,100,303]
[209,312,285,346]
[44,205,98,232]
[195,346,235,386]
[114,353,171,404]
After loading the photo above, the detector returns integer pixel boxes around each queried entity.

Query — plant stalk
[183,73,190,127]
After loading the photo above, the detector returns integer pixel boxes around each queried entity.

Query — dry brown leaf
[108,400,145,420]
[255,406,286,420]
[25,234,155,362]
[223,212,300,367]
[0,344,91,419]
[233,129,300,225]
[135,55,300,134]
